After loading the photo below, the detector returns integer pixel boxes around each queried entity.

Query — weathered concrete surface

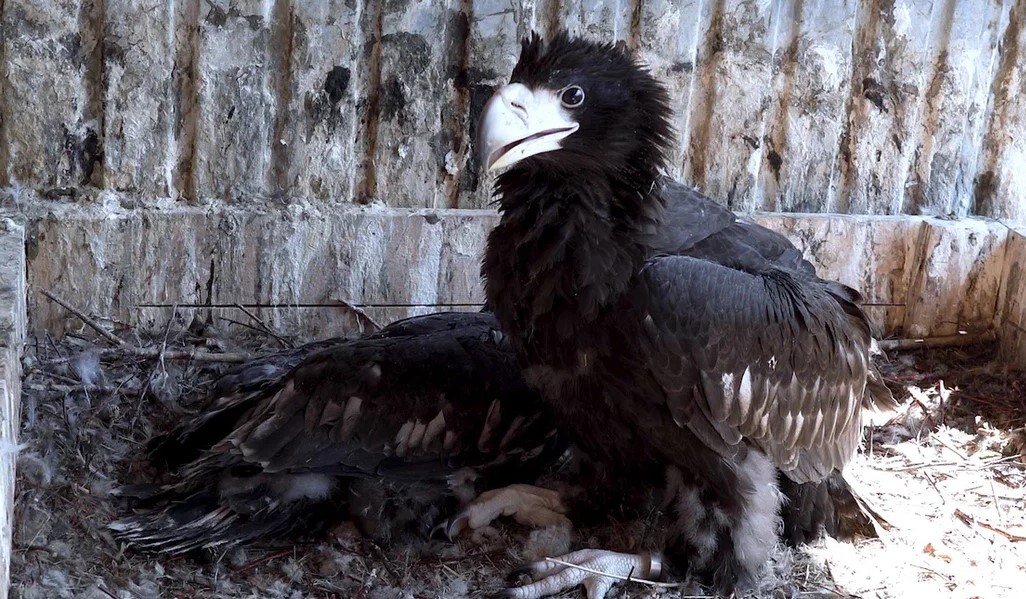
[192,0,278,202]
[25,200,495,339]
[974,0,1026,224]
[905,1,1012,218]
[679,0,785,210]
[843,1,965,215]
[3,0,1026,220]
[903,218,1009,338]
[753,0,857,213]
[22,201,1008,343]
[634,0,711,188]
[754,213,923,335]
[997,225,1026,369]
[361,0,468,209]
[102,0,178,196]
[280,1,363,204]
[0,219,27,599]
[0,0,104,189]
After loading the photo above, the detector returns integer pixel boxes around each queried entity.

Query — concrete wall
[0,220,26,599]
[998,225,1026,369]
[21,198,1010,341]
[1,0,1025,218]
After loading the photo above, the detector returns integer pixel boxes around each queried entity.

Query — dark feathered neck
[493,162,665,242]
[483,164,664,353]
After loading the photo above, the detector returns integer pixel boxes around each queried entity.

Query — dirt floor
[7,313,1026,599]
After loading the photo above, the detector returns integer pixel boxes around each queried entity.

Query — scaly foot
[444,484,570,539]
[500,549,662,599]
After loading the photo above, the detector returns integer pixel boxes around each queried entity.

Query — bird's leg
[443,483,570,539]
[501,549,662,599]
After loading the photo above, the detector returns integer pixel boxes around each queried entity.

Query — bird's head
[479,31,674,183]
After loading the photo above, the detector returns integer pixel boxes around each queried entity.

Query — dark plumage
[478,32,897,594]
[110,312,562,553]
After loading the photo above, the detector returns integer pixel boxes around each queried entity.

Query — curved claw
[438,484,570,542]
[429,520,448,540]
[445,511,470,541]
[429,511,471,541]
[506,564,536,584]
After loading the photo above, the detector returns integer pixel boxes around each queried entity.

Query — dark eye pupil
[561,87,584,107]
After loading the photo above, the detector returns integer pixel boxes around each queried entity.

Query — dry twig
[42,290,125,346]
[877,331,996,352]
[234,302,293,348]
[332,298,381,333]
[42,345,251,365]
[954,509,1026,542]
[234,548,295,574]
[42,291,251,364]
[931,431,969,461]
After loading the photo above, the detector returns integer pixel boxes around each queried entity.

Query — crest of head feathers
[506,30,676,181]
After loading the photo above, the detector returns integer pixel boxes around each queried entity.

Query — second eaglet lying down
[478,32,898,597]
[109,311,568,553]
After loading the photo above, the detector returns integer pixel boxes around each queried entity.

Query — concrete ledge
[0,219,27,599]
[757,215,1009,338]
[756,214,922,336]
[26,201,498,339]
[20,201,1010,341]
[904,218,1009,338]
[998,225,1026,369]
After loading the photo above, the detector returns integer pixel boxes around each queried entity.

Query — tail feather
[110,483,163,501]
[866,365,900,413]
[109,493,244,554]
[778,470,880,546]
[109,490,336,554]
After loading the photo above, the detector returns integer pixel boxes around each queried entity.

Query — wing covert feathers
[641,256,892,483]
[113,312,561,554]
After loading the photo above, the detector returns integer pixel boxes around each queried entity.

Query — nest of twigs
[8,296,1026,598]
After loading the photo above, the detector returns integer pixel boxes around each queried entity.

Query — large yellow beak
[478,83,579,171]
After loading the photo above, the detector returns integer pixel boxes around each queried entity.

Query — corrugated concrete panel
[681,0,786,210]
[902,217,1009,337]
[634,0,712,187]
[998,225,1026,369]
[192,0,278,201]
[280,1,363,203]
[974,0,1026,224]
[102,0,178,196]
[23,201,1007,341]
[841,0,945,215]
[361,0,469,208]
[555,0,634,38]
[2,0,1025,219]
[0,219,27,599]
[0,0,103,189]
[758,0,859,213]
[906,1,1008,217]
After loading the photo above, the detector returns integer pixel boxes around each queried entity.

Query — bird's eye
[560,86,585,108]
